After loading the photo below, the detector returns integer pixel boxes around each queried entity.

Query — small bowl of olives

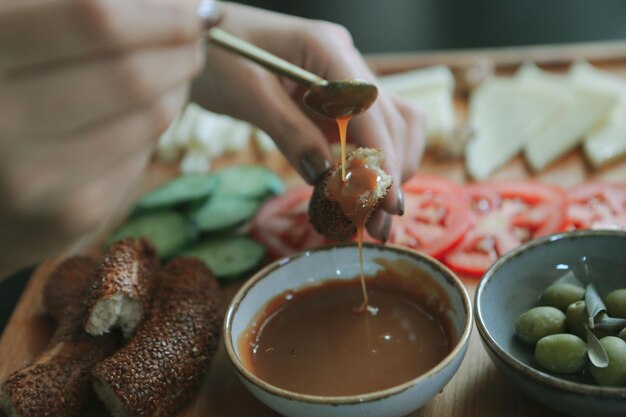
[475,230,626,417]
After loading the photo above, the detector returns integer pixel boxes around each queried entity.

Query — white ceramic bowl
[224,243,472,417]
[475,230,626,417]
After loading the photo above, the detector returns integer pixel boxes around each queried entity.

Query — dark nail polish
[380,213,392,243]
[299,149,331,185]
[198,0,222,29]
[397,188,405,216]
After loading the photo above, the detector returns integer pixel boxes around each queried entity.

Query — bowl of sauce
[224,243,472,417]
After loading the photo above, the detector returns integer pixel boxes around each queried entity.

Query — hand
[192,2,426,241]
[0,0,211,274]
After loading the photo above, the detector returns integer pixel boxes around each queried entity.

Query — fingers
[247,77,333,185]
[0,0,204,72]
[364,98,425,241]
[193,45,333,185]
[0,145,152,273]
[0,83,189,217]
[348,100,403,213]
[1,42,203,138]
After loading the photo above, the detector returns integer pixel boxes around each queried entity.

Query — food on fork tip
[309,147,392,241]
[92,258,222,417]
[85,237,160,338]
[1,257,119,417]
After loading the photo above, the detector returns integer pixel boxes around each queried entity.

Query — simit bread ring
[93,258,222,417]
[85,237,160,338]
[1,256,119,417]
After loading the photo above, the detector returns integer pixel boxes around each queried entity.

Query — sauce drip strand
[307,80,379,313]
[339,117,366,311]
[328,118,381,313]
[240,260,453,396]
[337,117,350,182]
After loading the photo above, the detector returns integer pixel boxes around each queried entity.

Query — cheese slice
[519,65,617,171]
[253,128,278,154]
[380,66,456,142]
[380,65,454,95]
[156,103,253,169]
[466,77,562,180]
[570,61,626,167]
[156,105,200,163]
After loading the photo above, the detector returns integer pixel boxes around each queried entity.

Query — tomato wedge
[251,186,329,259]
[388,175,471,258]
[566,182,626,230]
[443,181,568,277]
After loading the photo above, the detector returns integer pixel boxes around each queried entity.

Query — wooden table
[2,41,626,417]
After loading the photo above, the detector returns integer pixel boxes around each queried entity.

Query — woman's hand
[0,0,210,274]
[193,2,426,241]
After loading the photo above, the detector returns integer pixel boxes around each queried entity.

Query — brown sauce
[326,117,383,311]
[240,258,453,396]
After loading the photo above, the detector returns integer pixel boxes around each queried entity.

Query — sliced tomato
[566,182,626,230]
[388,175,471,258]
[251,186,329,259]
[443,181,568,277]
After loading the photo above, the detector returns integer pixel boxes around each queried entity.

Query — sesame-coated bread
[1,256,119,417]
[44,256,97,322]
[85,238,160,338]
[93,258,222,417]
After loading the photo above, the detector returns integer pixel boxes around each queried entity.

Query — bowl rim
[224,242,473,405]
[475,229,626,399]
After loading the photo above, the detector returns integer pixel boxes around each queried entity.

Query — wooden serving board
[2,43,626,417]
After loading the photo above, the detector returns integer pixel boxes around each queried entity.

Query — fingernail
[299,149,331,185]
[397,188,405,216]
[198,0,222,29]
[380,213,392,243]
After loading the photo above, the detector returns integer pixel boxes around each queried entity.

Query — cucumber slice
[135,173,218,210]
[180,236,266,279]
[214,165,285,198]
[189,196,260,232]
[106,211,193,258]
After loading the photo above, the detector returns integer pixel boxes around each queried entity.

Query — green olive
[605,289,626,319]
[535,334,587,374]
[515,306,566,345]
[565,301,613,340]
[589,336,626,387]
[619,328,626,343]
[540,283,585,312]
[566,300,588,339]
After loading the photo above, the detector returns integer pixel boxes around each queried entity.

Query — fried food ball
[309,148,392,241]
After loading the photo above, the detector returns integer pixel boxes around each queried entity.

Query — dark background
[235,0,626,53]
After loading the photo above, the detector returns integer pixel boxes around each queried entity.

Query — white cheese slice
[157,103,253,169]
[379,65,454,96]
[466,77,563,180]
[519,65,617,171]
[172,104,203,147]
[379,66,456,142]
[570,61,626,167]
[155,113,184,162]
[188,110,251,157]
[180,151,211,174]
[253,128,278,154]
